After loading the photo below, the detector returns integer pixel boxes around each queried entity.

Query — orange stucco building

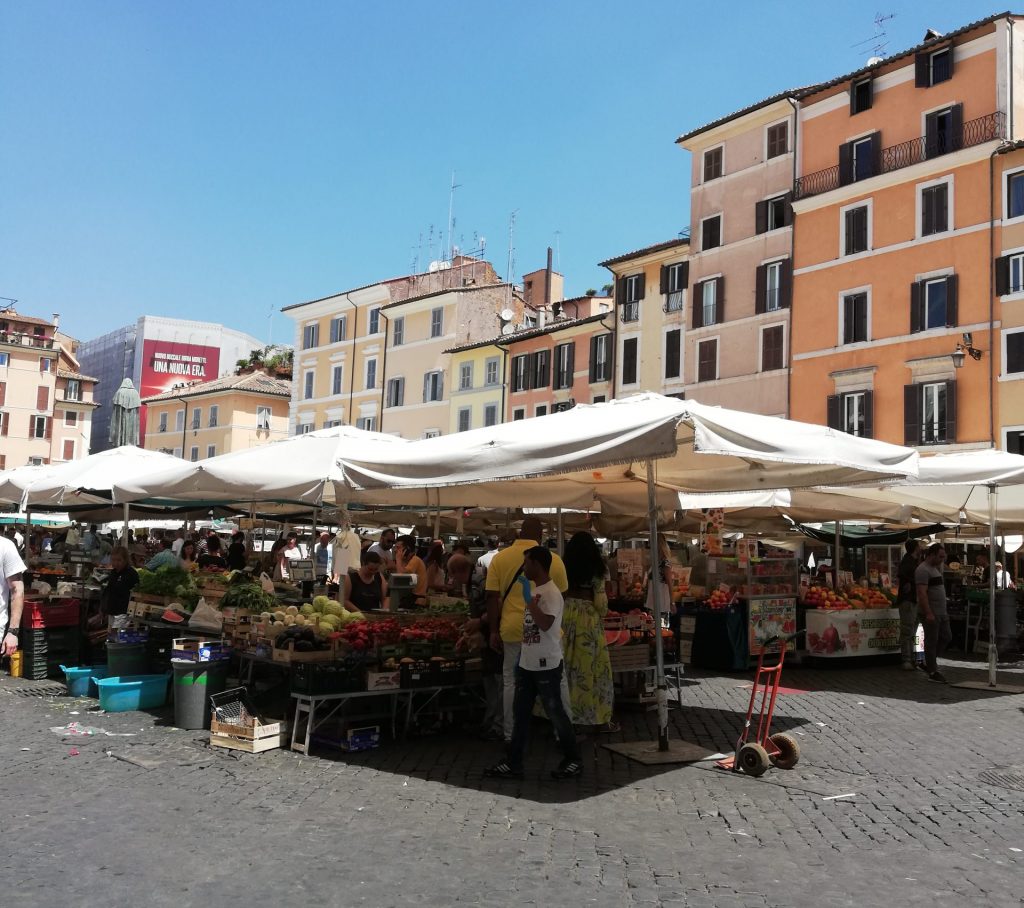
[790,14,1024,449]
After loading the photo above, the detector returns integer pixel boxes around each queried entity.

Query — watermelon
[161,609,186,624]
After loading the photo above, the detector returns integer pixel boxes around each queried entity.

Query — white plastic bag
[260,572,275,594]
[188,597,223,631]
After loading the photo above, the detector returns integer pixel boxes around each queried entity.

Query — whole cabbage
[299,603,316,617]
[323,600,345,617]
[312,595,331,614]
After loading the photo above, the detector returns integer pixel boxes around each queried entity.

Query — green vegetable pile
[137,565,196,597]
[221,580,277,613]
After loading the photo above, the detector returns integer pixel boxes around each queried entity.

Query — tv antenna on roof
[851,11,895,60]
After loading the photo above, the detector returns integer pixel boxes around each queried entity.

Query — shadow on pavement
[305,705,809,804]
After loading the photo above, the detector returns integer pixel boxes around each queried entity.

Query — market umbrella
[111,424,408,509]
[332,394,921,508]
[108,378,141,447]
[13,446,182,510]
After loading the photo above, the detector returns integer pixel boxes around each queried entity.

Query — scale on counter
[389,573,417,611]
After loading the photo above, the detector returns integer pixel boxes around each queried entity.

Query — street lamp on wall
[951,332,984,369]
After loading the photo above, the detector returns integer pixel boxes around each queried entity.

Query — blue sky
[0,1,1008,345]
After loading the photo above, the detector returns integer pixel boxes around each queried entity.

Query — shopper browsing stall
[395,535,428,607]
[562,531,615,730]
[226,532,247,571]
[146,538,179,570]
[0,533,27,658]
[485,545,582,780]
[485,516,569,743]
[897,539,922,671]
[916,543,952,684]
[198,536,228,570]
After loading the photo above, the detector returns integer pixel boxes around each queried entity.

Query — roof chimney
[545,247,553,310]
[52,313,60,328]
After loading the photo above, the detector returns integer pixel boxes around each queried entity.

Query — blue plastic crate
[60,665,109,697]
[94,674,170,712]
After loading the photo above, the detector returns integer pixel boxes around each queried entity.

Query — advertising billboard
[139,340,221,442]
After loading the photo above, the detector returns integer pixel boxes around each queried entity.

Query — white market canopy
[111,394,920,511]
[332,394,921,509]
[3,446,183,510]
[111,424,408,509]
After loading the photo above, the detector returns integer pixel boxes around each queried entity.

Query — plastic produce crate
[399,660,435,689]
[21,599,80,629]
[290,661,366,695]
[430,658,465,685]
[94,674,171,712]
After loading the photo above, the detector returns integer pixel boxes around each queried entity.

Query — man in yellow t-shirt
[486,516,569,742]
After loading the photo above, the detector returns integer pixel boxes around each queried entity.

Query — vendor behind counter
[98,546,139,625]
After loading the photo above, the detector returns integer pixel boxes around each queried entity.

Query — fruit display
[703,589,734,610]
[803,584,895,610]
[802,585,850,609]
[844,585,893,609]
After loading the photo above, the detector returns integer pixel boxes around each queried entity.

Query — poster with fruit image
[805,608,900,658]
[748,596,797,654]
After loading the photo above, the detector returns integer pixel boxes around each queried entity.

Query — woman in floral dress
[561,531,615,728]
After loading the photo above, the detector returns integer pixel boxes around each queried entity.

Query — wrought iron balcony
[794,111,1005,200]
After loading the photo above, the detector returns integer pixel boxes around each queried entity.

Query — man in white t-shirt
[1,535,28,658]
[485,545,582,781]
[170,530,185,557]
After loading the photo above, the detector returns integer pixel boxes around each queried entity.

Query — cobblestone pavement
[3,655,1024,907]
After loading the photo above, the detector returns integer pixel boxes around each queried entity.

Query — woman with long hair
[424,540,448,593]
[179,539,199,572]
[561,531,615,730]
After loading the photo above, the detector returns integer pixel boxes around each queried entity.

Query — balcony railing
[0,331,55,350]
[794,111,1005,200]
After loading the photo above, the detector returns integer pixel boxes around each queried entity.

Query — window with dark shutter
[1008,172,1024,219]
[37,386,48,411]
[851,77,873,113]
[843,292,868,344]
[703,147,723,181]
[904,384,921,445]
[766,122,788,158]
[665,329,682,379]
[1007,331,1024,374]
[0,382,5,407]
[1009,431,1024,454]
[945,274,958,327]
[761,325,784,371]
[755,264,767,315]
[532,349,551,389]
[826,395,841,429]
[697,339,717,383]
[996,255,1012,296]
[921,183,949,236]
[755,200,768,235]
[622,338,639,385]
[944,380,957,443]
[838,142,853,186]
[844,205,869,255]
[702,215,722,251]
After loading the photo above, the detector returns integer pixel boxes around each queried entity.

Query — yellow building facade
[143,370,291,460]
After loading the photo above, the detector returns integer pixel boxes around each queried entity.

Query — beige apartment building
[143,370,291,460]
[283,257,503,436]
[599,238,690,399]
[0,309,98,469]
[283,257,548,438]
[676,92,798,415]
[378,282,525,438]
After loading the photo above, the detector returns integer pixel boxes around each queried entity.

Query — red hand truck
[716,630,805,777]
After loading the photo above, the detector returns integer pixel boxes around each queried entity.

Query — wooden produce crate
[609,644,651,672]
[272,639,340,664]
[210,718,286,753]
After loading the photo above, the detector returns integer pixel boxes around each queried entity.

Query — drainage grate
[978,768,1024,792]
[2,681,66,698]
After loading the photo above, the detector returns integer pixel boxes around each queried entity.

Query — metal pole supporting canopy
[647,459,669,752]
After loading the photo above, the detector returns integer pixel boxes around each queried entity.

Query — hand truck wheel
[737,742,771,777]
[768,732,800,770]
